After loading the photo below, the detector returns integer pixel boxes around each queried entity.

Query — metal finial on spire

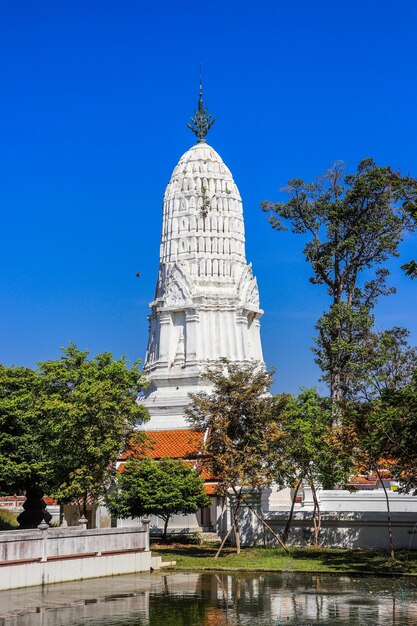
[187,79,215,143]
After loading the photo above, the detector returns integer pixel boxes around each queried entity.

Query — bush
[151,531,203,545]
[175,531,203,545]
[0,509,19,530]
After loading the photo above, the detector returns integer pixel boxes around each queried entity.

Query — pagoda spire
[187,80,215,143]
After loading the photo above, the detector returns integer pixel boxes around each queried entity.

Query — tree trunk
[232,506,241,554]
[312,500,318,546]
[310,481,321,547]
[228,487,243,555]
[243,499,290,555]
[231,485,290,554]
[330,300,344,415]
[331,374,341,402]
[282,480,302,543]
[215,525,234,559]
[162,515,170,542]
[375,467,395,559]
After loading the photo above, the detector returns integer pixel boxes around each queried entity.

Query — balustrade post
[142,518,150,551]
[37,521,49,562]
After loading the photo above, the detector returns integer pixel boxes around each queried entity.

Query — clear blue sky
[1,1,416,394]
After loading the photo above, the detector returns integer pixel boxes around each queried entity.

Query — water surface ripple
[0,570,416,625]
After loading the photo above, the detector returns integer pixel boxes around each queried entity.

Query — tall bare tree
[262,159,417,403]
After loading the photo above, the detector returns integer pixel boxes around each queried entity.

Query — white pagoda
[143,85,264,429]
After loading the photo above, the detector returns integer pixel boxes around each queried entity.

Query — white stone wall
[304,486,417,513]
[117,496,223,536]
[0,526,150,590]
[231,488,417,549]
[0,551,151,591]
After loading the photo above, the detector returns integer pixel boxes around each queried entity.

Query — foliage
[0,509,19,530]
[262,159,417,402]
[313,301,375,403]
[360,373,417,496]
[158,531,203,545]
[271,389,355,545]
[186,359,280,494]
[341,334,417,555]
[185,359,282,554]
[402,259,417,278]
[38,343,148,511]
[346,400,397,558]
[107,457,210,540]
[273,389,354,490]
[347,326,417,401]
[401,196,417,278]
[0,364,55,495]
[0,344,148,516]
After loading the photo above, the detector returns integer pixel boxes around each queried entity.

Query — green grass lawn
[152,543,417,576]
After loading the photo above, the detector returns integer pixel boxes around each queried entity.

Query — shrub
[172,531,203,545]
[0,509,19,530]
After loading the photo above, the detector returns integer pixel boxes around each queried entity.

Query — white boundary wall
[0,525,150,590]
[234,489,417,549]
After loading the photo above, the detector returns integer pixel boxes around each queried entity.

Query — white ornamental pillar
[252,315,264,361]
[157,311,171,364]
[236,312,248,361]
[185,309,199,364]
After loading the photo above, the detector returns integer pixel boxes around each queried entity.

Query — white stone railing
[0,524,149,564]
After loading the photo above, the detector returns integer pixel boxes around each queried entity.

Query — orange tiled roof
[120,429,221,494]
[204,483,219,495]
[349,476,378,488]
[126,429,204,460]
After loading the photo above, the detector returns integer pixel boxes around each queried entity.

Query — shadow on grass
[152,543,417,574]
[152,544,228,559]
[318,549,417,574]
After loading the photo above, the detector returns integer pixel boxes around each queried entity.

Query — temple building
[142,84,264,431]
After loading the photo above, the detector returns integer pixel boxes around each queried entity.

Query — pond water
[0,570,417,626]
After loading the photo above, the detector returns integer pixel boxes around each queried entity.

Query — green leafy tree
[107,457,210,540]
[401,192,417,278]
[271,389,355,545]
[0,344,148,526]
[402,260,417,278]
[38,343,148,514]
[359,374,417,497]
[0,362,56,527]
[348,326,417,401]
[185,359,285,556]
[262,159,417,403]
[344,329,417,558]
[376,376,417,496]
[0,364,55,496]
[313,299,375,405]
[348,400,397,558]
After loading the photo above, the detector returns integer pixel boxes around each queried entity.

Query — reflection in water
[0,570,417,625]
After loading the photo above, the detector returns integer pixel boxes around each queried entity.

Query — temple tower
[143,86,264,429]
